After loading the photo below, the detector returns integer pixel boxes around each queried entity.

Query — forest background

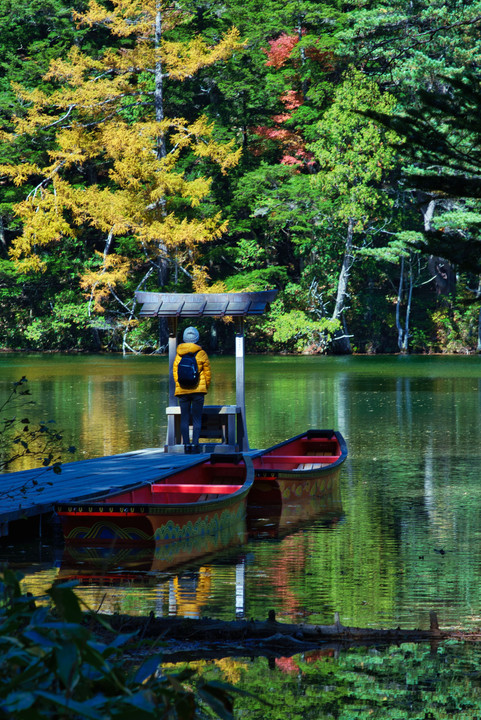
[1,0,481,357]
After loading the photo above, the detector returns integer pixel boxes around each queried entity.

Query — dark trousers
[178,393,205,445]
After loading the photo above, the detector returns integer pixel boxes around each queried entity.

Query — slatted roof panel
[135,290,278,317]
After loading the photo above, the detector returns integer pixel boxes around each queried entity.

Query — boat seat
[151,483,242,495]
[295,463,324,471]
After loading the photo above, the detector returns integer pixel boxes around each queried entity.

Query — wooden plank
[295,463,324,471]
[0,449,206,531]
[166,405,240,415]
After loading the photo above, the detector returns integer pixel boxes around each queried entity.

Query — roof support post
[235,317,249,450]
[168,317,178,405]
[166,317,178,447]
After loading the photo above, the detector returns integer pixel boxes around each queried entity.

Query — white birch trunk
[396,254,413,353]
[331,217,354,354]
[477,277,481,354]
[0,216,5,251]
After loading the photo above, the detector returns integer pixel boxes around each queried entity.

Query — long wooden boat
[55,454,253,546]
[249,429,347,510]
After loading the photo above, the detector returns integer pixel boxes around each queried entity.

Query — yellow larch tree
[0,0,242,320]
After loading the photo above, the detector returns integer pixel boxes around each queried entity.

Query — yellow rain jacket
[173,343,211,396]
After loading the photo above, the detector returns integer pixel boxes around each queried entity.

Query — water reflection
[176,641,481,719]
[3,354,481,632]
[5,353,481,718]
[53,497,343,619]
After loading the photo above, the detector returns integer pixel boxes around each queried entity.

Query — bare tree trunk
[331,217,354,354]
[477,277,481,354]
[102,609,451,661]
[0,216,6,252]
[404,259,414,353]
[155,5,167,160]
[396,255,413,354]
[396,255,405,351]
[421,198,437,231]
[122,267,156,355]
[477,306,481,354]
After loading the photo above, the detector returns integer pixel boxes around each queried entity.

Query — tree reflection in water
[172,641,481,719]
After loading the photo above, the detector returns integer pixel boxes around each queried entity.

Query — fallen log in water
[95,609,451,661]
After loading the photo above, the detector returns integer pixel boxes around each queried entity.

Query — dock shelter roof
[135,290,277,318]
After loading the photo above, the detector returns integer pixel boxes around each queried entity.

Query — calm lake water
[2,351,481,632]
[3,352,481,717]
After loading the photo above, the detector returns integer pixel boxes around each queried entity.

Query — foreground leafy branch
[0,570,237,720]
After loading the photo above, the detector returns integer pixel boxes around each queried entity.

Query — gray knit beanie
[183,326,200,343]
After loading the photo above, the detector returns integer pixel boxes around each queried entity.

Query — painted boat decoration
[55,454,253,546]
[249,429,347,510]
[58,497,343,587]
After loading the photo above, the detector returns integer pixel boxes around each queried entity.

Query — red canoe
[56,454,253,546]
[249,429,347,509]
[55,430,347,548]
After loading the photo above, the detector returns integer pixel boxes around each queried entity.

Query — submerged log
[94,609,453,661]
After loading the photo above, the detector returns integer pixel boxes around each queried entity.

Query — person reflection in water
[173,326,211,453]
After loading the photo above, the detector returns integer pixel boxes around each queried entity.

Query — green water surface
[3,353,481,718]
[1,353,481,633]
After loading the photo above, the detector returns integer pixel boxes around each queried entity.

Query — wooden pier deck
[0,449,208,538]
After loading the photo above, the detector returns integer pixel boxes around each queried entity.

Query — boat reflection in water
[58,479,343,622]
[59,485,344,584]
[58,514,248,586]
[246,484,343,541]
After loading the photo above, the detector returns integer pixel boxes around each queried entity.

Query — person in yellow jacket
[173,326,211,452]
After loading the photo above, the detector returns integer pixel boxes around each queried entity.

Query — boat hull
[250,464,342,507]
[56,455,253,546]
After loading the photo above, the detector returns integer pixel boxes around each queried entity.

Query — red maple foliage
[251,31,322,167]
[265,32,302,68]
[280,90,303,111]
[251,85,314,167]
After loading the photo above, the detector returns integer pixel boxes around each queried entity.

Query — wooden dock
[1,291,280,539]
[0,449,208,538]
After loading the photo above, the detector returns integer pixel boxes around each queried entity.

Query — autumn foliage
[0,0,242,312]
